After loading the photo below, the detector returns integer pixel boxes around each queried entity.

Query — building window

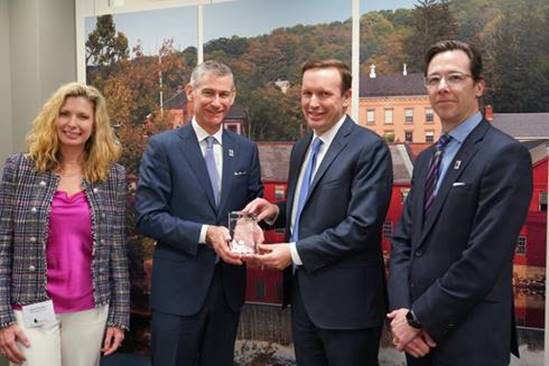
[425,108,434,123]
[383,221,393,239]
[425,130,434,143]
[384,109,393,124]
[405,108,414,124]
[367,109,375,124]
[274,185,286,201]
[516,236,527,255]
[405,130,413,143]
[540,191,547,212]
[224,121,241,134]
[255,281,266,299]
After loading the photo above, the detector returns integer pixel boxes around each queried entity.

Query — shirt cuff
[290,242,303,266]
[199,224,209,244]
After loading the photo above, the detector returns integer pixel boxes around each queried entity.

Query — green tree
[405,0,458,72]
[86,15,129,66]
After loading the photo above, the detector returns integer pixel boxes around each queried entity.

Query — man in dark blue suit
[135,61,263,366]
[243,59,393,366]
[387,41,533,366]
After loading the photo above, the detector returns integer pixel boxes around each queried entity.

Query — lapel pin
[454,160,462,170]
[228,149,234,157]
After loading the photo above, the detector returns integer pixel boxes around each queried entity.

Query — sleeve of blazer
[387,161,420,310]
[413,142,533,341]
[247,144,264,202]
[107,165,130,330]
[298,138,393,273]
[0,155,17,327]
[135,136,202,256]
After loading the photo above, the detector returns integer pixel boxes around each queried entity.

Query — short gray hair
[189,60,235,89]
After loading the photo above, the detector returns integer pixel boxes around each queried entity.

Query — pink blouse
[45,190,95,313]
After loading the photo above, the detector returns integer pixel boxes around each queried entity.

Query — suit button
[410,282,415,288]
[29,237,37,243]
[30,207,38,214]
[415,250,423,257]
[28,265,36,272]
[93,188,99,193]
[39,181,47,187]
[100,239,105,245]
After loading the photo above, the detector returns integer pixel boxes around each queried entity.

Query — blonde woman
[0,82,129,365]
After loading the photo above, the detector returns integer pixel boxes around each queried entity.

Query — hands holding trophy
[228,212,264,255]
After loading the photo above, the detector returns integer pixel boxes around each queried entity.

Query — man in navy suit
[387,40,533,366]
[243,59,393,366]
[135,61,263,366]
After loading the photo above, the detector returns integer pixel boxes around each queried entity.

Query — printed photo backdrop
[83,0,549,364]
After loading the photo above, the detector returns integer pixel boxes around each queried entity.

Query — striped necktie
[424,134,451,214]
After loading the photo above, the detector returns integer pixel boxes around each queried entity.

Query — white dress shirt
[192,118,223,244]
[289,114,347,265]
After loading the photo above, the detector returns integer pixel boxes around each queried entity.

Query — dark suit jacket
[388,119,533,365]
[276,117,393,330]
[135,124,263,316]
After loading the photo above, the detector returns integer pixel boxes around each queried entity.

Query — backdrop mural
[83,0,548,364]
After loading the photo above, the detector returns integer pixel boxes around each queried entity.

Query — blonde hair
[26,82,121,182]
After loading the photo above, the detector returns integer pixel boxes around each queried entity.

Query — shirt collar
[447,111,482,144]
[313,114,347,147]
[192,118,223,145]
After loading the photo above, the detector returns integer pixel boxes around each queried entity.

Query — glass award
[228,211,261,254]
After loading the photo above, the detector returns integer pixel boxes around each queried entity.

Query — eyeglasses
[424,73,473,88]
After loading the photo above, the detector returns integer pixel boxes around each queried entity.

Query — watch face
[406,311,422,329]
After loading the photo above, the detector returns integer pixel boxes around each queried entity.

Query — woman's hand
[101,326,124,356]
[0,324,30,364]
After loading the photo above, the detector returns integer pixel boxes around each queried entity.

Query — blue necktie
[204,136,220,206]
[292,137,323,243]
[424,134,451,214]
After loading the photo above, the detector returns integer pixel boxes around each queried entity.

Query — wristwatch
[406,310,422,329]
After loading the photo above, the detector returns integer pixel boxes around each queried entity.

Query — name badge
[22,300,56,328]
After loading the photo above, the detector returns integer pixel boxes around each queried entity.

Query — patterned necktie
[292,137,323,242]
[423,134,451,214]
[204,136,220,206]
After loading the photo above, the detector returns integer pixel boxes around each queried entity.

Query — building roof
[360,73,426,97]
[257,141,414,184]
[522,139,549,166]
[389,144,413,184]
[257,142,293,182]
[405,143,431,162]
[491,113,549,140]
[164,90,187,110]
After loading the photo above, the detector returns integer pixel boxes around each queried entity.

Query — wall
[0,0,76,167]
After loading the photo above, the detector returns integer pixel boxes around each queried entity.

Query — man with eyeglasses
[135,60,263,366]
[387,40,533,366]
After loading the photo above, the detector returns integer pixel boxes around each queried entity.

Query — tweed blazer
[0,153,130,329]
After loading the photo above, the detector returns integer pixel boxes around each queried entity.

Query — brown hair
[302,59,352,93]
[424,40,483,81]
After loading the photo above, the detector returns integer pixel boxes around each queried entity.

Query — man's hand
[387,308,421,351]
[403,331,436,358]
[253,243,292,270]
[206,226,242,265]
[102,326,125,356]
[241,198,279,222]
[0,324,30,364]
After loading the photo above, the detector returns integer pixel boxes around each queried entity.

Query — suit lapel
[176,125,217,212]
[307,118,352,199]
[217,131,237,220]
[285,134,312,227]
[419,120,490,246]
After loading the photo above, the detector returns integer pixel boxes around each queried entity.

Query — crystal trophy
[228,211,261,254]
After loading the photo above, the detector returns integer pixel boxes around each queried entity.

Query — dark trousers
[291,280,381,366]
[150,266,239,366]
